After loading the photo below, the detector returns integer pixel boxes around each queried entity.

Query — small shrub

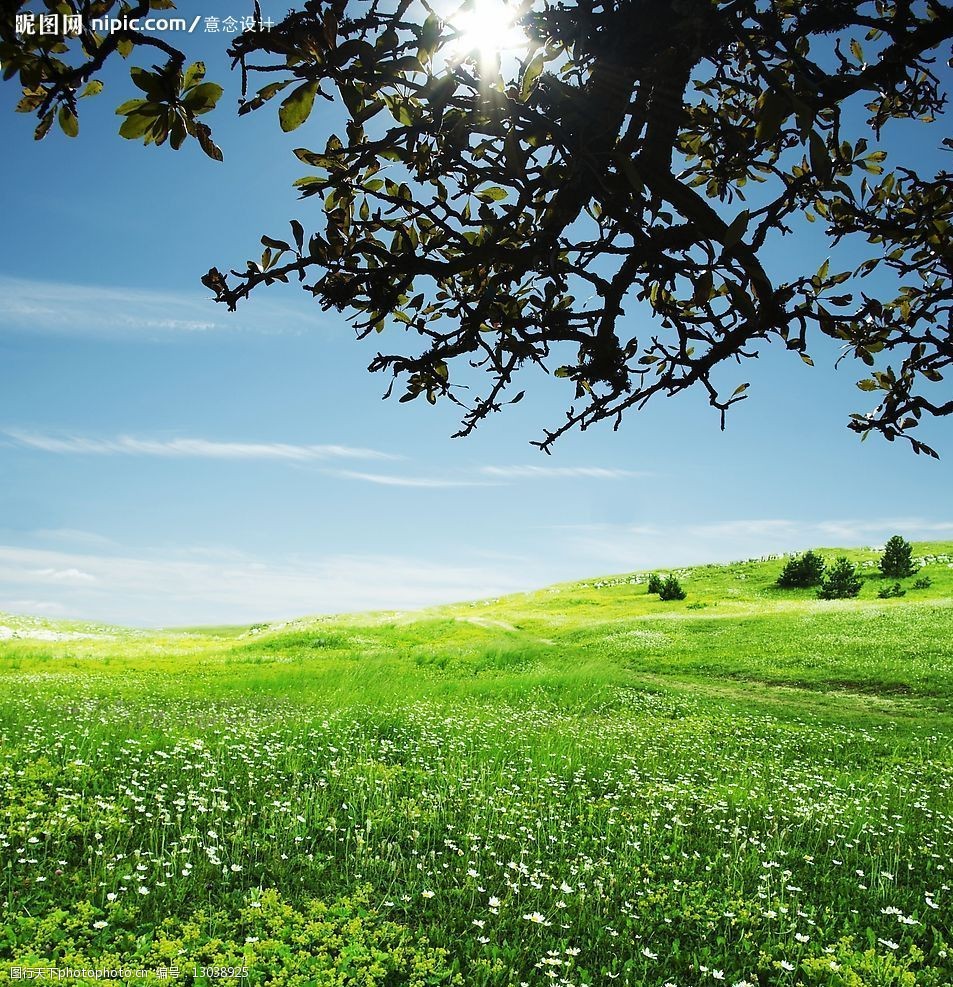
[777,550,826,588]
[879,534,919,579]
[818,557,862,600]
[877,582,906,599]
[658,575,687,601]
[646,573,664,594]
[913,575,933,590]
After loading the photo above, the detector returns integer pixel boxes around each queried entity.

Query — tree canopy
[3,0,952,453]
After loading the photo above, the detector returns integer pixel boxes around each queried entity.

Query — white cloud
[0,545,535,627]
[0,599,68,616]
[32,529,119,550]
[480,465,644,479]
[32,567,97,584]
[332,470,500,488]
[332,464,642,486]
[0,275,319,337]
[4,430,400,463]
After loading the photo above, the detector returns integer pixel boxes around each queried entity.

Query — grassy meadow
[0,543,951,987]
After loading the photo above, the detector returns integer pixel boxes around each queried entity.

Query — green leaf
[80,80,104,99]
[182,82,223,115]
[693,271,714,305]
[339,83,363,117]
[850,39,864,63]
[130,67,163,99]
[261,235,291,252]
[16,90,46,113]
[809,131,831,181]
[34,109,54,141]
[519,51,545,102]
[477,186,508,202]
[115,98,147,116]
[58,106,78,138]
[422,12,441,46]
[183,61,206,90]
[239,81,291,116]
[293,147,337,169]
[279,81,319,133]
[118,111,157,139]
[170,113,187,150]
[721,209,750,250]
[755,91,789,142]
[384,96,414,126]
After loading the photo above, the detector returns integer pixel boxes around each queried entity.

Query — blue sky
[1,3,951,626]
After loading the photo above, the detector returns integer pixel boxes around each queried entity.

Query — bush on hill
[658,575,687,601]
[777,550,826,588]
[818,557,863,600]
[878,582,906,599]
[646,573,664,595]
[880,535,919,579]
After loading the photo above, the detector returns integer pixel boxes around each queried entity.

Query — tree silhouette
[3,0,952,452]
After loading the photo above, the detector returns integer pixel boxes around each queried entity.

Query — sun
[447,0,528,68]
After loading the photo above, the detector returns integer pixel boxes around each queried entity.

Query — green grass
[0,543,951,986]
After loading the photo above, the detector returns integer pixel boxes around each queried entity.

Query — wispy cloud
[4,429,400,463]
[0,275,319,337]
[0,545,535,627]
[332,469,500,488]
[5,429,646,482]
[32,529,119,550]
[0,599,68,616]
[31,567,98,585]
[480,465,643,479]
[333,464,643,486]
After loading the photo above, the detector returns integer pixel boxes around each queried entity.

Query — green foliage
[818,557,863,600]
[799,937,935,987]
[658,574,686,601]
[777,550,826,588]
[114,61,223,157]
[878,582,906,599]
[279,81,319,133]
[646,573,664,595]
[5,888,460,986]
[913,576,933,590]
[880,536,919,580]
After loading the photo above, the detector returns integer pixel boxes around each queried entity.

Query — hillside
[0,543,951,986]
